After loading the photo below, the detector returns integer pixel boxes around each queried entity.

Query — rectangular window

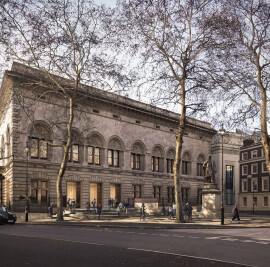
[108,149,119,167]
[262,178,269,191]
[40,140,48,159]
[153,186,161,203]
[242,180,248,192]
[167,186,175,204]
[132,185,142,198]
[131,153,140,170]
[167,159,174,173]
[152,156,160,172]
[242,152,248,160]
[251,164,258,174]
[252,180,258,192]
[30,138,39,158]
[88,146,94,164]
[251,150,258,158]
[243,197,247,207]
[94,147,100,165]
[72,144,79,162]
[108,149,113,166]
[242,165,248,175]
[114,150,119,167]
[31,180,48,204]
[182,161,188,175]
[262,162,268,173]
[253,197,257,207]
[181,188,189,203]
[226,165,234,205]
[197,162,203,176]
[264,197,268,207]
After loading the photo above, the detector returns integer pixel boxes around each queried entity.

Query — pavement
[15,212,270,229]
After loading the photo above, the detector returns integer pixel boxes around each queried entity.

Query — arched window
[86,132,105,165]
[197,154,205,176]
[152,145,164,172]
[29,122,51,159]
[182,151,191,175]
[131,141,145,170]
[108,137,124,167]
[166,148,175,174]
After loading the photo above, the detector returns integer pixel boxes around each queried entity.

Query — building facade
[239,140,270,213]
[0,63,219,212]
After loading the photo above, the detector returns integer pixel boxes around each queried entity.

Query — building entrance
[110,184,121,207]
[90,183,102,205]
[67,182,81,208]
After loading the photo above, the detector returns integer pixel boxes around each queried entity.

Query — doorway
[110,184,121,207]
[89,183,102,205]
[67,182,81,208]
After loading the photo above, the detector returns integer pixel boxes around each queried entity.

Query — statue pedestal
[200,183,221,219]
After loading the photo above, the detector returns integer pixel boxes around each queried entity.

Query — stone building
[0,62,219,212]
[239,140,270,213]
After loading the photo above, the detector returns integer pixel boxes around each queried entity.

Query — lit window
[152,156,160,172]
[131,153,141,170]
[108,149,119,167]
[88,146,100,165]
[69,144,79,163]
[30,138,48,159]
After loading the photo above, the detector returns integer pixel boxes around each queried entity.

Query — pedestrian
[124,200,128,214]
[140,203,146,221]
[231,203,240,223]
[92,198,96,209]
[86,201,90,213]
[186,203,193,222]
[168,205,173,219]
[48,204,53,219]
[172,203,176,218]
[97,203,102,220]
[67,198,71,211]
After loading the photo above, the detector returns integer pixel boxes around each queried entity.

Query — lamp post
[252,181,255,215]
[24,142,29,222]
[219,125,225,225]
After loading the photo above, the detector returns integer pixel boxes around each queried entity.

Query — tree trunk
[56,98,74,221]
[260,90,270,174]
[174,78,186,223]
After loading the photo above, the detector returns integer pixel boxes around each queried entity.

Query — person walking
[186,203,193,222]
[48,204,53,219]
[231,203,240,223]
[140,203,146,221]
[92,198,96,209]
[97,203,102,220]
[168,205,173,219]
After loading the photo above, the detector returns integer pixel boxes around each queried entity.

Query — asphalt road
[0,224,269,266]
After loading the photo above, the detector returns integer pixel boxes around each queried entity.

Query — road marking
[127,247,254,267]
[150,234,158,236]
[173,235,184,238]
[255,241,269,245]
[205,237,221,240]
[240,240,254,243]
[221,238,239,242]
[189,236,199,239]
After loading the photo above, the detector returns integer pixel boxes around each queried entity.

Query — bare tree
[115,0,216,222]
[210,0,270,174]
[0,0,122,220]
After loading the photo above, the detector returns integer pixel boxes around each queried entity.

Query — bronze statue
[203,154,217,184]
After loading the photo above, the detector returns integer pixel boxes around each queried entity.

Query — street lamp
[24,142,29,222]
[252,181,255,215]
[219,125,225,225]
